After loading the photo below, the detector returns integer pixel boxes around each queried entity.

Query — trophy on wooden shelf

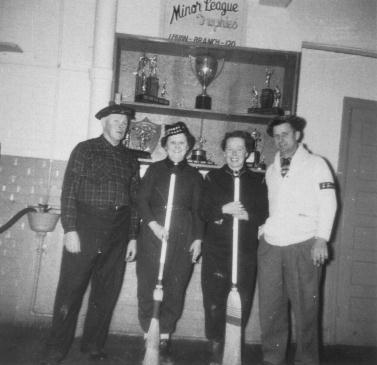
[250,85,259,108]
[273,85,281,108]
[246,129,265,170]
[160,80,168,98]
[260,68,274,109]
[146,56,159,96]
[247,68,284,115]
[134,55,149,97]
[189,54,224,110]
[189,119,214,165]
[134,54,169,105]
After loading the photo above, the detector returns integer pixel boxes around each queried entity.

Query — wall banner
[159,0,247,47]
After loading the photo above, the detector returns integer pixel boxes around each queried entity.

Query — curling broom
[143,173,176,365]
[222,171,242,365]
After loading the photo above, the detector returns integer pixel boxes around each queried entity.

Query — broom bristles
[222,287,242,365]
[143,317,160,365]
[143,287,163,365]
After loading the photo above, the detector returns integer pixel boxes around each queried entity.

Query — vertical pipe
[87,0,118,138]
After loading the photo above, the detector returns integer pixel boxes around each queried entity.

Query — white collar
[273,144,309,173]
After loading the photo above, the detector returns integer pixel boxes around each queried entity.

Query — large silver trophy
[189,54,224,109]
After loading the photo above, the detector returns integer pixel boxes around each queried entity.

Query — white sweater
[264,144,337,246]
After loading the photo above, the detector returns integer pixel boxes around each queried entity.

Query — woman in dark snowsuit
[136,121,203,363]
[201,130,268,364]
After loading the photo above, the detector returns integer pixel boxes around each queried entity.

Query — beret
[160,121,196,150]
[164,121,189,137]
[95,104,135,120]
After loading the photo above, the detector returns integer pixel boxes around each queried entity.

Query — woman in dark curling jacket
[201,130,268,364]
[136,121,203,362]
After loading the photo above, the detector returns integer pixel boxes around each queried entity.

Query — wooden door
[335,97,377,345]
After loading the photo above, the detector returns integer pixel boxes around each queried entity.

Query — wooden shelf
[115,33,300,118]
[138,158,265,173]
[122,101,277,125]
[116,33,299,66]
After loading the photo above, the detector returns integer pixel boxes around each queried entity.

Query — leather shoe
[39,349,65,365]
[80,344,108,361]
[88,350,108,361]
[159,339,173,364]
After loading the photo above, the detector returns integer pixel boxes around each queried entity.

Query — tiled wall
[0,155,66,324]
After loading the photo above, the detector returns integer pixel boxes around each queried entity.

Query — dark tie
[280,157,291,177]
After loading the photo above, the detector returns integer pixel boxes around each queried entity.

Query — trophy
[250,85,259,108]
[191,134,208,163]
[260,68,274,109]
[273,85,281,108]
[160,80,168,98]
[246,129,263,169]
[248,71,284,115]
[189,54,224,109]
[134,55,149,97]
[134,55,169,105]
[189,118,214,165]
[123,117,161,159]
[146,56,159,97]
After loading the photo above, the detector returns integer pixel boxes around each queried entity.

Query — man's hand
[125,239,137,262]
[222,201,249,221]
[148,221,169,241]
[63,231,81,253]
[311,237,328,267]
[189,239,202,263]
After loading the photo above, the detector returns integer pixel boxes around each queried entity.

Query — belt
[77,202,129,216]
[96,205,127,212]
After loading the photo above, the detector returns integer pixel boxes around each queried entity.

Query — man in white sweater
[258,115,337,365]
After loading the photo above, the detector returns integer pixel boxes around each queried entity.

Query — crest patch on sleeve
[319,182,335,190]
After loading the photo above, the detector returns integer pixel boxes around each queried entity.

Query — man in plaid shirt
[41,104,140,364]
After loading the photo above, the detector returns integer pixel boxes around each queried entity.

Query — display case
[114,33,300,124]
[113,33,300,169]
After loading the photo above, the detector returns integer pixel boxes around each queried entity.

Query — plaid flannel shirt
[61,135,140,239]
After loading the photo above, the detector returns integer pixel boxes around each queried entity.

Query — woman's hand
[222,201,249,221]
[189,239,202,263]
[148,221,169,241]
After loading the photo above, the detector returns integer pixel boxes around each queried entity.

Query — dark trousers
[47,206,130,357]
[201,246,257,342]
[136,222,193,335]
[258,236,322,365]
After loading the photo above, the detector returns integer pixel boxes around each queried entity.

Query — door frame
[333,96,377,344]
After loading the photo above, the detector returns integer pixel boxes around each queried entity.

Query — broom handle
[157,173,176,282]
[232,174,240,286]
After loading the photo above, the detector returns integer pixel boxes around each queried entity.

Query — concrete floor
[0,325,376,365]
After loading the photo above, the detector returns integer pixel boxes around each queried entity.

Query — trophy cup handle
[188,55,196,77]
[213,58,225,82]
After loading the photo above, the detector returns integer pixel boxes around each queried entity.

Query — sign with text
[160,0,247,47]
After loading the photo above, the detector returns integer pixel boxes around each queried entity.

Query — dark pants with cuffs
[201,246,257,343]
[46,204,130,357]
[258,236,322,365]
[136,208,194,335]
